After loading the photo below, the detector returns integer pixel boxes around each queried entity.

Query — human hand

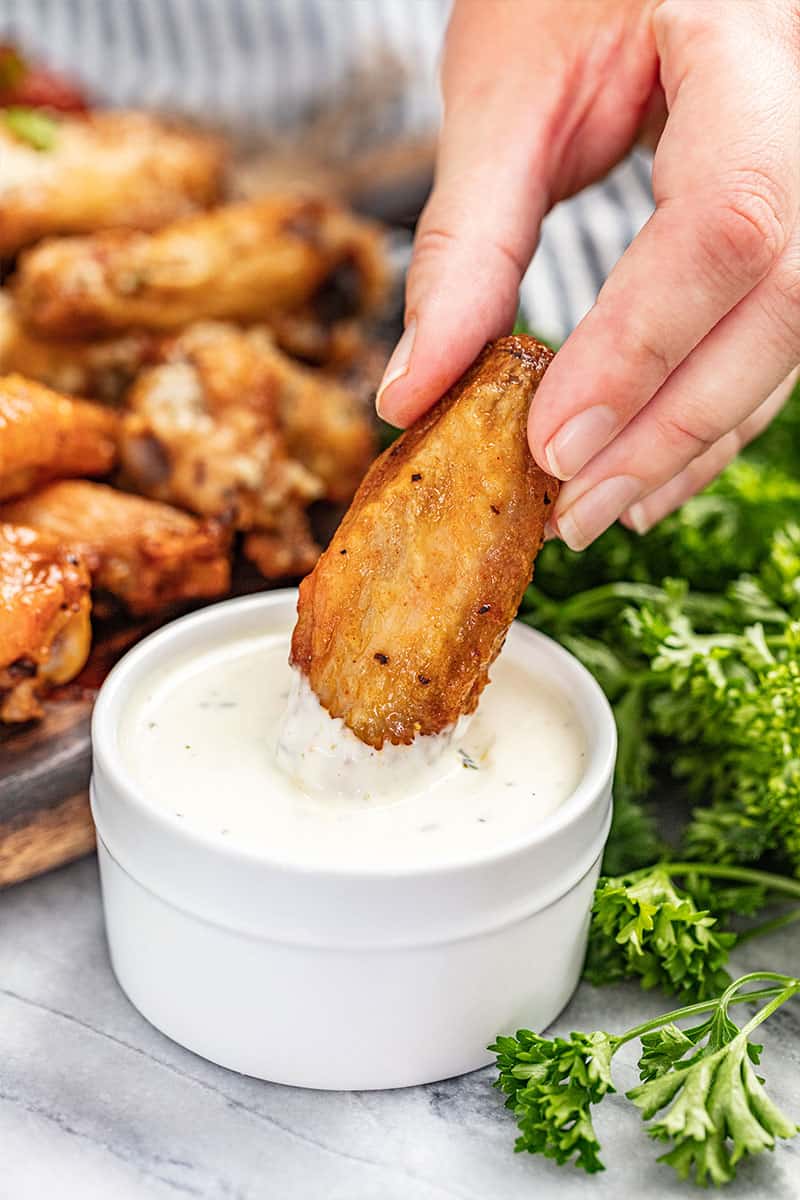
[376,0,800,548]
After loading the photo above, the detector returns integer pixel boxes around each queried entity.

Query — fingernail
[624,502,650,535]
[543,405,619,480]
[555,475,641,551]
[376,318,416,418]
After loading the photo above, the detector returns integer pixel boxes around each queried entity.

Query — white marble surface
[2,856,799,1199]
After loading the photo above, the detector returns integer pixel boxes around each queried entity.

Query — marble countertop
[3,856,799,1199]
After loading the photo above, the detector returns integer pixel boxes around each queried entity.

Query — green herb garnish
[2,105,58,150]
[491,972,800,1185]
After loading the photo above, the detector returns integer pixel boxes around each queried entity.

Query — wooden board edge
[0,790,95,888]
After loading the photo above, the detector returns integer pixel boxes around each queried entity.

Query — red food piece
[0,44,87,112]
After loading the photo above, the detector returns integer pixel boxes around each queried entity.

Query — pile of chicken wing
[0,51,388,723]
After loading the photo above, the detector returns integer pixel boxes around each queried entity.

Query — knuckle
[412,225,458,268]
[654,404,718,459]
[620,326,675,388]
[701,172,789,287]
[413,220,527,283]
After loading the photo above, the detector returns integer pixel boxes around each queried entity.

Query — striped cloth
[0,0,654,343]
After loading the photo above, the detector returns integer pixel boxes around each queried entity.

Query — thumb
[375,9,556,427]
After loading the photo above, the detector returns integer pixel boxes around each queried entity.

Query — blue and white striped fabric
[0,0,654,344]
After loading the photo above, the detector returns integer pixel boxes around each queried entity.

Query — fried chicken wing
[13,196,387,341]
[0,522,91,722]
[0,481,230,616]
[118,322,322,579]
[0,373,118,501]
[290,336,559,749]
[0,293,154,403]
[247,327,376,503]
[0,111,224,256]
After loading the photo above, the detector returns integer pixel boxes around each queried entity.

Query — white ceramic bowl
[91,590,616,1090]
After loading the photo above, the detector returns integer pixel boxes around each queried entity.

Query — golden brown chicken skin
[0,293,155,403]
[119,322,322,579]
[0,481,231,616]
[0,521,91,722]
[291,336,559,749]
[13,196,387,341]
[0,111,224,256]
[0,373,118,501]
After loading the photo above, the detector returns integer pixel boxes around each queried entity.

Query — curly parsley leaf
[585,867,736,1001]
[490,1028,617,1173]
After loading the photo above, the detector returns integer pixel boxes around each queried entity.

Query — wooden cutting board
[0,616,152,887]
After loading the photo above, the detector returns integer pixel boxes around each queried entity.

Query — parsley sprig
[585,861,800,1001]
[491,973,800,1185]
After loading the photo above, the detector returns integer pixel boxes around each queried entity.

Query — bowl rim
[91,589,617,881]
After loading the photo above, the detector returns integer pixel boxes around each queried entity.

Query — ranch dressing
[119,625,586,870]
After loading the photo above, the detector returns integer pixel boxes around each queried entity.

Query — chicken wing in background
[0,521,91,722]
[0,480,231,616]
[119,322,322,579]
[248,328,377,503]
[0,293,155,403]
[0,374,118,501]
[0,110,224,257]
[13,196,387,342]
[291,336,559,749]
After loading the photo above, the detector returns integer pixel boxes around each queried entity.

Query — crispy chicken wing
[13,196,387,341]
[247,327,376,503]
[0,522,91,722]
[0,293,155,403]
[291,336,559,749]
[0,481,230,616]
[0,110,224,256]
[119,322,322,579]
[0,373,118,501]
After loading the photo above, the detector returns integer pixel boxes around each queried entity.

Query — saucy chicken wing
[291,336,559,749]
[0,522,91,722]
[0,373,117,501]
[0,481,230,616]
[14,196,387,341]
[119,322,322,579]
[0,110,223,257]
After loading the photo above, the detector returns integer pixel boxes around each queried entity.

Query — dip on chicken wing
[290,336,559,749]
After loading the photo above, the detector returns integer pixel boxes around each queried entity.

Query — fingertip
[527,406,563,481]
[621,503,650,535]
[375,318,417,423]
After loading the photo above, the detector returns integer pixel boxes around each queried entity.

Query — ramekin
[91,590,616,1090]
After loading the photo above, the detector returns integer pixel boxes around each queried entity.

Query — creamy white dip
[119,623,586,869]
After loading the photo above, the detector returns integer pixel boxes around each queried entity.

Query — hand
[376,0,800,549]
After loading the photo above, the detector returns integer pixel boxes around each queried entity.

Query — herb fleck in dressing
[120,626,586,869]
